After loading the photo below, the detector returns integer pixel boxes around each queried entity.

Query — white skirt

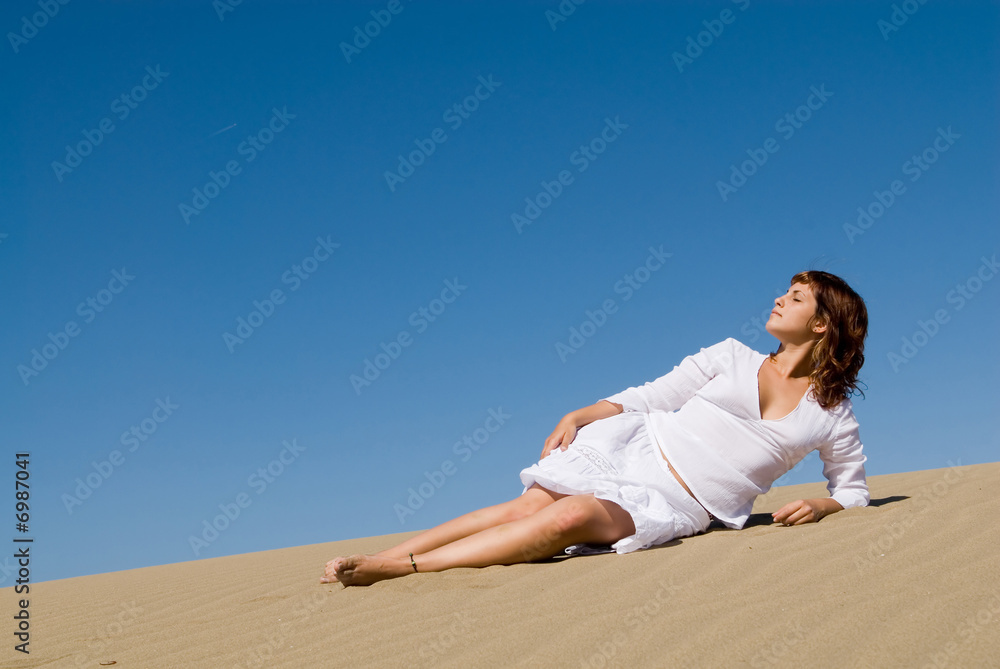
[519,411,711,554]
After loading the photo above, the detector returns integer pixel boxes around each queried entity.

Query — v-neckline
[755,354,809,422]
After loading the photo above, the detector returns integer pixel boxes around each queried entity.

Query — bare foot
[329,554,412,587]
[320,550,409,584]
[320,558,342,583]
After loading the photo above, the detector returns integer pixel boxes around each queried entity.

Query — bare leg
[326,493,636,586]
[321,484,565,583]
[375,484,567,558]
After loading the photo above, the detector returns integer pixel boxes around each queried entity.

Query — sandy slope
[4,461,998,669]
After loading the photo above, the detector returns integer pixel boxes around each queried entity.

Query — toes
[320,558,343,583]
[335,555,362,574]
[335,555,372,586]
[328,554,409,587]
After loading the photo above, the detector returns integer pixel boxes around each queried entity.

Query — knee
[550,497,596,534]
[508,488,557,522]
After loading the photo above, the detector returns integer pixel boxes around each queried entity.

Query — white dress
[519,337,870,553]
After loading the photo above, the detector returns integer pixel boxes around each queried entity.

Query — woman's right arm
[537,339,734,459]
[540,400,623,459]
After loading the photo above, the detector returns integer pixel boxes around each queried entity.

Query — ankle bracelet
[409,552,418,572]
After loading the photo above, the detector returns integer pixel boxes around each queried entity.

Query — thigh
[546,494,637,544]
[523,482,571,507]
[505,484,573,523]
[589,496,638,543]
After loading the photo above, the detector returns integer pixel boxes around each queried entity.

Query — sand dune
[6,461,999,668]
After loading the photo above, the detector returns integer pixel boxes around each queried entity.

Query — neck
[769,341,816,379]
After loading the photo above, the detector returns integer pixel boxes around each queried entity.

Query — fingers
[772,501,805,525]
[541,434,561,458]
[558,429,575,452]
[771,502,793,524]
[541,430,568,458]
[540,442,564,459]
[540,423,579,460]
[540,438,554,459]
[773,501,816,526]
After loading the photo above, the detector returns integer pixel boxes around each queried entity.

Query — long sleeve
[600,338,736,414]
[818,403,870,510]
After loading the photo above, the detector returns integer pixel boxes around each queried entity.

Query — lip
[771,310,781,317]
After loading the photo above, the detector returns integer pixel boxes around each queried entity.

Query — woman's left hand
[772,498,832,526]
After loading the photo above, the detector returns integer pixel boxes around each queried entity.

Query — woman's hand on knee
[541,416,578,459]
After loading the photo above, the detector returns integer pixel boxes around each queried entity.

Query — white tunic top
[600,337,870,529]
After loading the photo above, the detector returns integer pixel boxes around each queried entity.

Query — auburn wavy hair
[768,271,869,410]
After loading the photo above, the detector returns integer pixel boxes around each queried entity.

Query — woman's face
[765,282,825,342]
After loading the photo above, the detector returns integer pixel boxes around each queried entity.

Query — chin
[764,324,789,342]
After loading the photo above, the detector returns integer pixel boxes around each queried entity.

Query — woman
[322,270,870,586]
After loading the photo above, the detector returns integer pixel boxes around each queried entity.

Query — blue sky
[2,1,997,583]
